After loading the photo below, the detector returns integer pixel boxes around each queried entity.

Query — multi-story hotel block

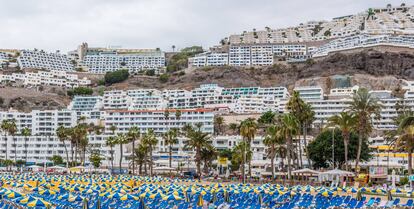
[17,50,74,72]
[0,70,91,88]
[76,43,166,74]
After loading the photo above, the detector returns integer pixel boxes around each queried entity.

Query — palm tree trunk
[298,130,303,168]
[248,139,252,176]
[271,151,275,180]
[119,144,123,172]
[355,130,363,174]
[70,142,74,166]
[149,146,153,176]
[132,139,135,175]
[13,136,16,163]
[110,146,114,170]
[62,141,69,168]
[25,137,28,164]
[344,133,349,171]
[4,134,7,161]
[287,135,292,180]
[169,144,172,168]
[409,150,413,175]
[196,147,201,177]
[303,125,311,168]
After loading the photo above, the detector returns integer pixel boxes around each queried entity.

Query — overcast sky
[0,0,407,52]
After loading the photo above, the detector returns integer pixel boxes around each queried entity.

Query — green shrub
[400,176,409,185]
[67,87,93,97]
[145,69,155,76]
[104,69,129,85]
[159,74,169,83]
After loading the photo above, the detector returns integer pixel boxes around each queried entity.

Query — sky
[0,0,408,52]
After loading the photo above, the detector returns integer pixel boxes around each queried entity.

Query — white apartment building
[0,70,91,88]
[313,34,414,57]
[293,86,324,100]
[290,85,414,131]
[17,50,74,72]
[103,108,214,135]
[188,52,229,68]
[81,50,165,74]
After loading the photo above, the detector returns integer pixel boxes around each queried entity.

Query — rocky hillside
[111,49,414,91]
[1,49,414,111]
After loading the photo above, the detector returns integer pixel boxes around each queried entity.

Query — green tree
[214,116,225,135]
[263,125,283,179]
[308,129,371,168]
[159,74,169,83]
[328,112,357,171]
[21,127,31,164]
[67,87,93,97]
[240,118,257,179]
[142,129,158,176]
[127,126,140,175]
[201,146,217,174]
[279,113,299,180]
[163,128,178,169]
[7,120,17,163]
[104,69,129,85]
[1,120,10,161]
[105,136,116,170]
[56,126,70,168]
[229,123,238,135]
[116,133,129,172]
[184,125,211,176]
[348,88,382,173]
[258,111,277,125]
[50,155,64,165]
[232,141,252,176]
[396,116,414,174]
[89,152,102,169]
[134,144,148,175]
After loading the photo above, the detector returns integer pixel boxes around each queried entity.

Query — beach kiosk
[319,169,354,187]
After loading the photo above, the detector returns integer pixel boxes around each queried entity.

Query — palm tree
[1,120,10,161]
[109,125,117,135]
[232,141,252,180]
[258,111,277,126]
[21,127,31,164]
[134,144,148,175]
[264,125,282,179]
[175,110,182,125]
[280,113,299,180]
[348,88,382,172]
[201,146,217,174]
[302,103,315,167]
[116,133,129,172]
[56,126,70,168]
[396,116,414,174]
[7,120,17,163]
[184,125,211,177]
[229,123,238,135]
[214,116,225,135]
[328,112,357,171]
[127,126,140,175]
[163,128,178,169]
[105,136,116,170]
[240,118,258,177]
[142,129,158,176]
[286,91,306,168]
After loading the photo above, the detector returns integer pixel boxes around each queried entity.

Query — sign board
[409,175,414,181]
[217,157,228,166]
